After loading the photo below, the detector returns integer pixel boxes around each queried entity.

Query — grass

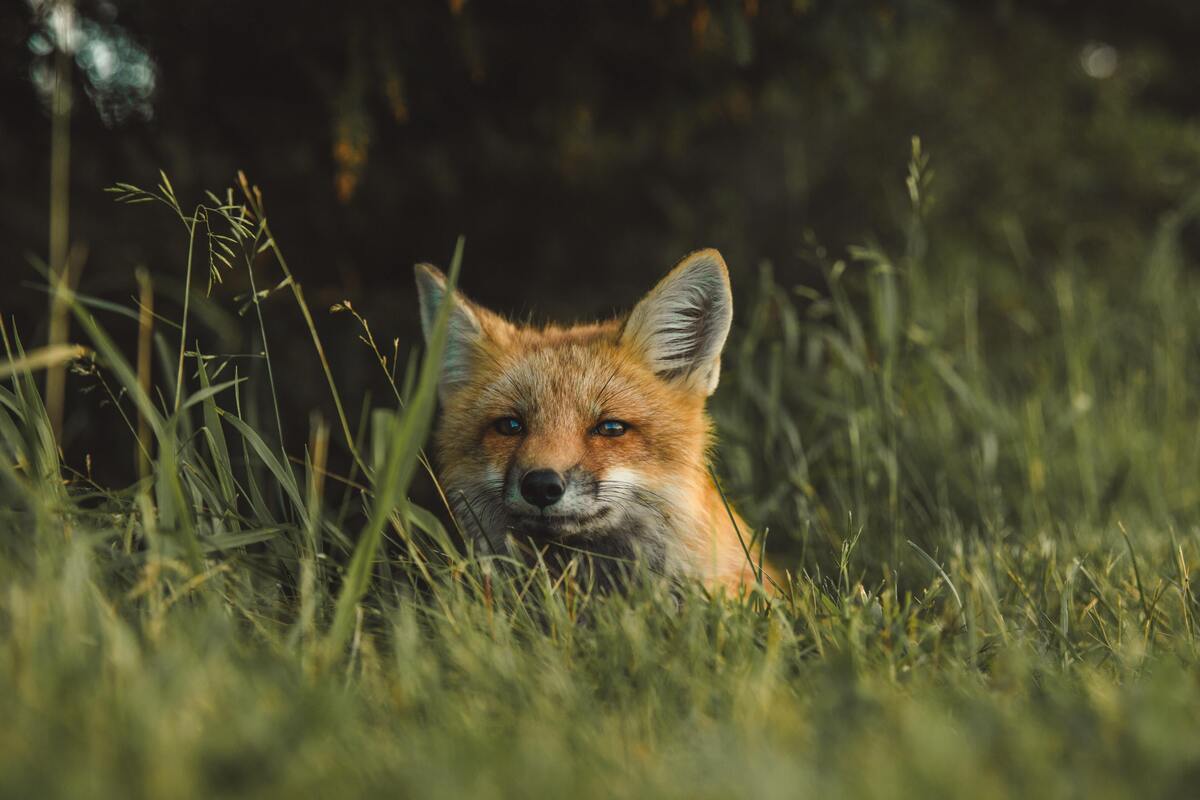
[3,146,1200,798]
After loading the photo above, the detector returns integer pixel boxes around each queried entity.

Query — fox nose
[520,469,565,509]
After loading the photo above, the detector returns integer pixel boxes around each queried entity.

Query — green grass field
[4,154,1200,798]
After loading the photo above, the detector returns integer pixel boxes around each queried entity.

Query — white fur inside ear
[622,250,733,396]
[414,264,484,398]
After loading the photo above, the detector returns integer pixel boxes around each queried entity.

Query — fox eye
[594,420,628,437]
[493,417,524,436]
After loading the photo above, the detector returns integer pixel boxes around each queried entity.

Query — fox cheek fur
[413,249,772,591]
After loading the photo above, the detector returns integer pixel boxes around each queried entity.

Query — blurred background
[3,0,1200,559]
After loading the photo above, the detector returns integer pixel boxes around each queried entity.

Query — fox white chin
[451,489,674,581]
[506,507,616,538]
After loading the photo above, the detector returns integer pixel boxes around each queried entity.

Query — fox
[413,249,774,593]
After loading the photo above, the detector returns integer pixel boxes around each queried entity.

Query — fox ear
[414,263,495,399]
[622,249,733,396]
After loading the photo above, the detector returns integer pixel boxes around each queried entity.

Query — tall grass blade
[323,237,463,662]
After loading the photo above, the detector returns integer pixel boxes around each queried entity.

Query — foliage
[3,150,1200,796]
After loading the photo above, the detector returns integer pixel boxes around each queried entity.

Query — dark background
[3,0,1200,491]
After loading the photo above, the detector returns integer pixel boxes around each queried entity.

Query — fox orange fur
[414,249,773,592]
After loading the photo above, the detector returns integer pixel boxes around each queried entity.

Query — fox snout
[519,469,565,508]
[505,464,597,519]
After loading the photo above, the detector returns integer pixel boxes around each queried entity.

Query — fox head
[414,249,734,578]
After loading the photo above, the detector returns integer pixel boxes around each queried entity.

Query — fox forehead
[451,321,690,425]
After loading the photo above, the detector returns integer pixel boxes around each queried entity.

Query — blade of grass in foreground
[1,327,64,493]
[195,349,238,513]
[322,237,463,664]
[220,411,308,529]
[0,343,89,380]
[66,288,204,569]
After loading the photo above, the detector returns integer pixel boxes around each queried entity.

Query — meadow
[3,145,1200,798]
